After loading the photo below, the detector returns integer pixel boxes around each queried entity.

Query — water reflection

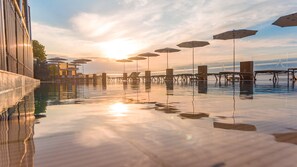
[109,103,128,117]
[155,81,179,113]
[213,122,256,131]
[0,92,35,167]
[240,81,254,99]
[198,81,208,94]
[179,83,209,119]
[213,81,257,131]
[273,132,297,145]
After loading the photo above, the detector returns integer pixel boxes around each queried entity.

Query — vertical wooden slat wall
[4,0,17,73]
[2,0,33,77]
[0,1,6,70]
[16,13,24,75]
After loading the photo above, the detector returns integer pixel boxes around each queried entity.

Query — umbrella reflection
[179,84,209,119]
[155,82,179,113]
[145,82,155,104]
[213,122,256,131]
[273,132,297,145]
[213,84,256,131]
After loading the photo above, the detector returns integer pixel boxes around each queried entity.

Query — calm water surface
[1,80,297,167]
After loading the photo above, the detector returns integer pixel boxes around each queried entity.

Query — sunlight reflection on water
[109,102,128,117]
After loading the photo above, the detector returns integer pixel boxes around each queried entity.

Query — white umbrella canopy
[138,52,160,71]
[155,47,181,69]
[273,12,297,27]
[128,56,146,72]
[116,59,133,73]
[213,29,257,76]
[177,41,210,77]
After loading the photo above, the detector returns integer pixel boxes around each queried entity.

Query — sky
[30,0,297,74]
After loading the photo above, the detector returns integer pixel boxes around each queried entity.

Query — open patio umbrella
[155,48,181,69]
[48,57,67,61]
[74,58,92,62]
[128,56,146,72]
[177,41,209,78]
[138,52,160,71]
[116,59,133,73]
[73,59,92,74]
[273,12,297,27]
[47,57,67,79]
[47,60,64,64]
[213,29,257,80]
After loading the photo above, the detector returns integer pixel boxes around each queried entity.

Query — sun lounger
[128,72,141,81]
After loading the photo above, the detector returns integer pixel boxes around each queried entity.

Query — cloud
[32,0,297,73]
[119,0,148,7]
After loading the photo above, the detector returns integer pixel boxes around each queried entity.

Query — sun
[98,39,142,60]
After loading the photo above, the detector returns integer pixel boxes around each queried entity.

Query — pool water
[1,80,297,167]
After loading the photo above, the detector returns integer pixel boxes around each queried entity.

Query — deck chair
[128,72,141,82]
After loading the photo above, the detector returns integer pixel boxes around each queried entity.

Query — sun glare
[109,102,128,117]
[99,39,142,60]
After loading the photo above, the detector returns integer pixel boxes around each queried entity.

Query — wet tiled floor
[1,81,297,167]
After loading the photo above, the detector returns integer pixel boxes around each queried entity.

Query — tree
[33,40,49,80]
[32,40,46,61]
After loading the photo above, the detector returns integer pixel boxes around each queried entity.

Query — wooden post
[145,71,151,83]
[240,61,254,81]
[198,65,207,81]
[93,74,97,85]
[86,75,89,84]
[102,73,107,89]
[166,68,174,82]
[123,73,127,82]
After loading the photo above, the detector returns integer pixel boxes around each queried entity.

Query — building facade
[48,63,78,80]
[0,0,33,78]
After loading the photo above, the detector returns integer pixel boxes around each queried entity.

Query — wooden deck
[57,68,297,85]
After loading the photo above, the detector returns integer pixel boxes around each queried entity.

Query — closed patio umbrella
[155,47,181,69]
[213,29,257,82]
[177,41,209,79]
[128,56,146,72]
[138,52,160,71]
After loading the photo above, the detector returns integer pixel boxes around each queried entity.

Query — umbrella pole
[233,38,235,84]
[192,81,195,114]
[232,30,236,85]
[167,51,169,69]
[136,60,138,72]
[124,62,126,73]
[192,48,195,79]
[148,57,150,71]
